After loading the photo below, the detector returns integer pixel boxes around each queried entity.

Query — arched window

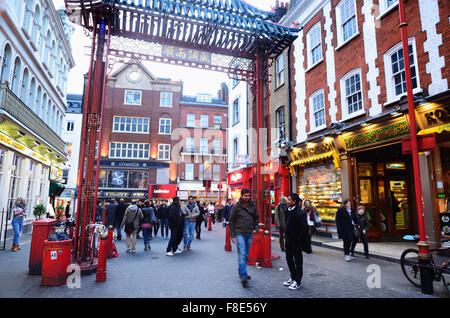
[51,104,56,130]
[59,113,63,135]
[44,31,51,66]
[0,44,13,84]
[31,5,41,46]
[46,100,51,124]
[39,13,48,57]
[20,68,29,102]
[28,77,36,110]
[36,86,42,115]
[23,1,33,35]
[49,40,55,73]
[11,57,22,95]
[41,93,47,119]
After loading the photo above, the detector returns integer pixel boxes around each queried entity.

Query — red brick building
[279,0,449,244]
[176,91,228,204]
[97,62,181,201]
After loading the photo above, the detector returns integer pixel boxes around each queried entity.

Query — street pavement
[0,221,448,299]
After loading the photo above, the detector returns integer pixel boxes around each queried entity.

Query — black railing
[0,210,8,251]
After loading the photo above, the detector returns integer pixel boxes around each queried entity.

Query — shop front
[228,167,253,203]
[290,138,342,225]
[148,184,178,202]
[415,101,450,244]
[340,116,418,241]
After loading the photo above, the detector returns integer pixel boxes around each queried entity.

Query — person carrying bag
[121,201,143,253]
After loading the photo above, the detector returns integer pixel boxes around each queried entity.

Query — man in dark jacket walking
[282,193,308,290]
[105,199,117,228]
[223,199,233,222]
[158,200,169,239]
[115,199,128,240]
[275,197,288,252]
[229,188,259,288]
[196,201,206,239]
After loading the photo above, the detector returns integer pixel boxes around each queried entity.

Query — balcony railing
[180,147,227,155]
[0,83,66,155]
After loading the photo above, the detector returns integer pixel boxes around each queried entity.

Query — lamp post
[398,0,433,295]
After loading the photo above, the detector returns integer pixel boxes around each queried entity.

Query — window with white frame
[383,40,420,102]
[159,118,172,134]
[160,92,173,107]
[309,90,326,131]
[214,116,222,128]
[124,90,142,105]
[196,94,212,103]
[307,23,322,68]
[187,114,195,127]
[185,163,194,181]
[109,142,150,160]
[276,107,286,143]
[200,138,208,154]
[336,0,358,45]
[199,164,204,180]
[232,99,239,125]
[66,120,74,132]
[25,161,35,216]
[213,164,220,181]
[340,70,364,119]
[201,115,209,128]
[233,138,238,166]
[379,0,397,16]
[213,139,221,154]
[275,54,285,88]
[113,116,149,133]
[158,144,170,160]
[8,155,22,220]
[185,137,195,153]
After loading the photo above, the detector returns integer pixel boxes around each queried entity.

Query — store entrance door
[384,178,410,235]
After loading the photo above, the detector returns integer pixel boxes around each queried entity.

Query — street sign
[401,133,436,154]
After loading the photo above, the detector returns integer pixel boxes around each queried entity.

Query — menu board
[298,162,342,222]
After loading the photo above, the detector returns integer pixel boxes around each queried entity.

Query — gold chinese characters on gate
[162,45,212,64]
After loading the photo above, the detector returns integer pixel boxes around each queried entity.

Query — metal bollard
[224,222,232,252]
[96,232,108,282]
[107,225,114,259]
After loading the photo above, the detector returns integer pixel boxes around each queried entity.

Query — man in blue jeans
[182,196,200,250]
[229,188,259,288]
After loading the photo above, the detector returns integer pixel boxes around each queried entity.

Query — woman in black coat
[335,199,360,261]
[166,197,184,255]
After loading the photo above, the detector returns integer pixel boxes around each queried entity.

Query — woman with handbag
[141,200,157,251]
[303,199,321,252]
[335,199,360,262]
[120,200,143,254]
[11,198,26,251]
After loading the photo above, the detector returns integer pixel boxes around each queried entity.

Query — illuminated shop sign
[0,132,50,165]
[148,184,178,198]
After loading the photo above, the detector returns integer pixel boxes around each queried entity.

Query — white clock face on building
[112,171,124,186]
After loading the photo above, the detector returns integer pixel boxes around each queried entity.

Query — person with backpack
[166,197,184,256]
[141,200,157,251]
[120,200,143,254]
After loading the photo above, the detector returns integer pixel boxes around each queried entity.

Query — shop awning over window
[49,181,65,197]
[417,123,450,135]
[290,151,340,169]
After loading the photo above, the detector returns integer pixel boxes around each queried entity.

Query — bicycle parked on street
[400,235,450,292]
[86,223,106,264]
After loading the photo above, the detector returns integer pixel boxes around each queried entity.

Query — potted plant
[33,204,46,220]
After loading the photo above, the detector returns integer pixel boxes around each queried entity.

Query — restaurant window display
[435,142,450,238]
[102,169,149,189]
[298,161,342,222]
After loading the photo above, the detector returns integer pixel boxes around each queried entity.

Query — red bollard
[247,225,264,265]
[107,225,114,259]
[261,230,272,267]
[208,215,212,231]
[96,233,108,282]
[224,222,232,252]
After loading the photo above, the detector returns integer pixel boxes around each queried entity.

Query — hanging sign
[162,45,212,64]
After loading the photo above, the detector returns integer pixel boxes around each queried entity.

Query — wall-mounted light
[34,140,41,146]
[17,131,26,137]
[360,122,370,128]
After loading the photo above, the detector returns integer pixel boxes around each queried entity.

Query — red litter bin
[29,218,57,275]
[41,239,72,286]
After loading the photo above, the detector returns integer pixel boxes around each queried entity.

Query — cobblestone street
[0,222,447,299]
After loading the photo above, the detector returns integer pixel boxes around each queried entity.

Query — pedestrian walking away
[303,199,322,253]
[141,200,157,251]
[351,205,370,259]
[283,194,309,290]
[166,197,184,256]
[182,196,200,250]
[223,199,233,223]
[120,200,143,254]
[115,199,128,240]
[153,203,160,238]
[208,202,216,225]
[228,188,259,288]
[196,201,205,239]
[335,199,361,261]
[11,198,26,251]
[96,201,103,223]
[275,197,288,252]
[158,200,169,239]
[105,199,117,228]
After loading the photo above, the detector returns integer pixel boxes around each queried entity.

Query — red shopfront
[228,167,253,203]
[265,160,290,208]
[148,184,178,200]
